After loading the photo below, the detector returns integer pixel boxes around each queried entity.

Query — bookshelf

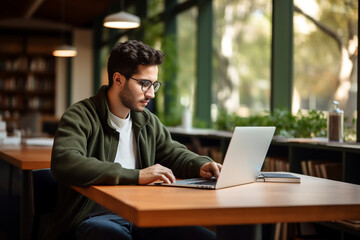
[167,127,360,184]
[0,54,55,115]
[167,127,360,240]
[0,31,62,134]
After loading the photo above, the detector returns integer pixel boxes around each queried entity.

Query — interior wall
[71,29,94,104]
[55,58,67,118]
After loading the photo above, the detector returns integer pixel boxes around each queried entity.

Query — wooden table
[0,145,52,240]
[73,174,360,239]
[0,145,52,170]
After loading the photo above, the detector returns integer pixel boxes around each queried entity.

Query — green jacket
[44,86,213,239]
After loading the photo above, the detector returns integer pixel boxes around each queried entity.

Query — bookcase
[0,30,62,133]
[0,54,55,115]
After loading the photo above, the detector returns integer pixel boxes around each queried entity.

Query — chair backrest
[18,112,41,137]
[40,115,59,136]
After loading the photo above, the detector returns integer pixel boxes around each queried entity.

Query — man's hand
[200,162,222,179]
[139,164,176,185]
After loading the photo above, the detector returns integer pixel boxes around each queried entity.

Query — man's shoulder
[132,109,163,127]
[66,98,95,112]
[60,98,98,123]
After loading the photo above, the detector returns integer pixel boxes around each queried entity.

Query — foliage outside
[215,108,328,138]
[215,108,357,142]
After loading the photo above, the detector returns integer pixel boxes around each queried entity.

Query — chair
[40,115,59,136]
[32,169,58,240]
[18,112,41,137]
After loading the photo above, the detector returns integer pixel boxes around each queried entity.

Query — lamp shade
[103,11,140,29]
[52,44,77,57]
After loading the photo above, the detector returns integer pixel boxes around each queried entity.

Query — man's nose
[145,85,155,99]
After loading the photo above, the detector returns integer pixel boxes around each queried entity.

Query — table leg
[217,224,262,240]
[21,170,34,240]
[8,164,13,196]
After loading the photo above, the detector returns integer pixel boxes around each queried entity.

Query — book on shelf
[209,146,223,164]
[262,156,289,172]
[319,162,342,181]
[256,172,300,183]
[301,159,342,181]
[306,160,320,177]
[300,160,308,175]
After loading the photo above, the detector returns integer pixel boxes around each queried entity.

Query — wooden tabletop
[73,173,360,227]
[0,145,52,170]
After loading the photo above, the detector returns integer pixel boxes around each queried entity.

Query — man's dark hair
[107,40,165,87]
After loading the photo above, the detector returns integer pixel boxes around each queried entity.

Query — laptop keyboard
[189,179,216,186]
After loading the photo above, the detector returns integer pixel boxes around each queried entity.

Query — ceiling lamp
[52,44,77,57]
[53,0,77,57]
[103,0,140,29]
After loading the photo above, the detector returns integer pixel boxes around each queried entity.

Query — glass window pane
[213,0,272,118]
[157,6,197,125]
[100,45,111,87]
[293,0,358,141]
[177,7,197,116]
[148,0,164,17]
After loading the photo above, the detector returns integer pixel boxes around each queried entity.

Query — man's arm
[143,113,221,181]
[51,103,139,187]
[153,126,211,177]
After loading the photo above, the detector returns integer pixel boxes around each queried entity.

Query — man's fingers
[210,162,221,178]
[160,174,172,184]
[201,171,213,178]
[139,164,176,185]
[155,164,176,183]
[200,162,222,179]
[165,169,176,183]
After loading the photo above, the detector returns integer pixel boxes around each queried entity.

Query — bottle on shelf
[327,101,343,142]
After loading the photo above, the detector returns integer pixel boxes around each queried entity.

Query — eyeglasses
[128,76,162,92]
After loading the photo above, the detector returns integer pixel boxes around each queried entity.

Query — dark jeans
[75,214,216,240]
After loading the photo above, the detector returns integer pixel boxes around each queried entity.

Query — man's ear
[113,72,124,86]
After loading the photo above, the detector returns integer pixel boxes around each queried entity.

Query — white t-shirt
[109,112,138,169]
[87,112,139,218]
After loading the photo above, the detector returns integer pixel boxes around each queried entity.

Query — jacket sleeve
[150,115,214,179]
[51,102,139,187]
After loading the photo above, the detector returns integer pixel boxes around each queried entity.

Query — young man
[44,40,221,240]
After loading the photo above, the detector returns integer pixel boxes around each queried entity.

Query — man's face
[118,64,159,112]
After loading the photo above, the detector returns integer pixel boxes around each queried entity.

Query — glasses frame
[128,76,162,92]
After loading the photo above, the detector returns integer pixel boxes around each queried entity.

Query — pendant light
[52,44,77,57]
[103,0,140,29]
[52,0,77,57]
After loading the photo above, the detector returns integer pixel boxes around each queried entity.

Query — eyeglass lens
[126,76,161,92]
[141,80,161,92]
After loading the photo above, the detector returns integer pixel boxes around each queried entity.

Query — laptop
[156,126,276,190]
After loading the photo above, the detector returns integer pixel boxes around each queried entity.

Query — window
[293,0,358,141]
[177,7,197,120]
[155,6,197,126]
[148,0,164,16]
[212,0,272,118]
